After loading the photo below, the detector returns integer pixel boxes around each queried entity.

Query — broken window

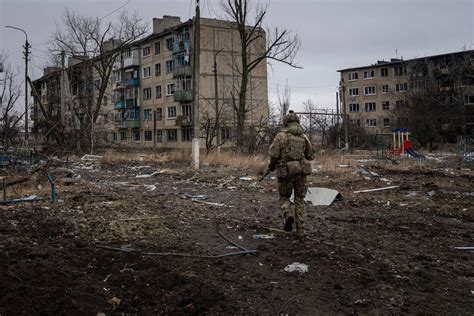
[142,46,151,57]
[348,72,358,81]
[365,102,376,112]
[167,106,177,119]
[363,70,375,79]
[349,103,359,112]
[167,129,177,142]
[380,68,388,77]
[366,118,377,127]
[181,128,192,142]
[382,101,390,110]
[348,88,359,96]
[133,131,140,142]
[364,86,376,95]
[144,130,152,142]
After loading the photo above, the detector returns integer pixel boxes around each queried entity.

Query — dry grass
[202,151,267,173]
[100,150,190,165]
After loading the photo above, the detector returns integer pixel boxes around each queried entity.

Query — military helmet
[283,110,300,125]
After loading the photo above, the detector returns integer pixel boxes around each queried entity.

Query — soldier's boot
[283,213,295,232]
[296,225,305,240]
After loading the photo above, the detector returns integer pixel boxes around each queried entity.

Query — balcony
[123,56,140,68]
[176,115,192,126]
[173,40,191,53]
[113,81,126,90]
[122,120,141,128]
[174,90,193,102]
[114,100,125,109]
[125,78,140,87]
[125,98,139,107]
[173,65,192,78]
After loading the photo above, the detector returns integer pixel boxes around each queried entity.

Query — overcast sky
[1,0,473,112]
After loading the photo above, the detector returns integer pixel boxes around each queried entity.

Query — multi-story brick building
[338,50,473,135]
[33,16,269,149]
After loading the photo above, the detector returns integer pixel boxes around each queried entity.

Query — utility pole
[213,48,222,154]
[336,91,341,148]
[191,0,201,169]
[60,51,66,127]
[6,26,30,147]
[153,110,157,149]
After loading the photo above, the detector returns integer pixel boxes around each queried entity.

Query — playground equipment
[377,128,425,160]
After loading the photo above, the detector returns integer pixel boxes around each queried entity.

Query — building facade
[338,50,474,136]
[33,16,269,149]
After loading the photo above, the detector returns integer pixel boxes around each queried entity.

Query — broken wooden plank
[353,186,399,194]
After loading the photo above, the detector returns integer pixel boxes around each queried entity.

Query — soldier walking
[268,111,315,238]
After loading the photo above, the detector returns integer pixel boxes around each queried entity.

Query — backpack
[284,133,306,162]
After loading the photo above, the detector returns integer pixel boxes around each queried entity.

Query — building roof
[337,50,473,73]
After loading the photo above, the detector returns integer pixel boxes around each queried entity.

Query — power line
[269,83,336,90]
[100,0,132,20]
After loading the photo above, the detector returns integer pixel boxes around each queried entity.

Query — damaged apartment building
[33,16,269,149]
[338,50,474,136]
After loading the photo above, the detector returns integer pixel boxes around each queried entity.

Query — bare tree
[0,55,22,149]
[48,9,148,152]
[276,81,291,122]
[221,0,301,152]
[200,100,231,154]
[400,50,473,150]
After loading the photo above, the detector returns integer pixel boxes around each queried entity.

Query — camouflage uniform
[268,112,315,237]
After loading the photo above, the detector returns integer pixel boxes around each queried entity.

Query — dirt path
[0,158,473,314]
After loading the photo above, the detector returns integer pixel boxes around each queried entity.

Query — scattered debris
[354,168,379,177]
[454,247,474,251]
[107,296,121,310]
[240,176,254,181]
[427,190,436,197]
[300,187,342,206]
[284,262,308,273]
[338,164,350,168]
[135,171,159,178]
[81,154,103,161]
[406,191,418,197]
[180,193,208,201]
[353,186,399,194]
[253,234,274,240]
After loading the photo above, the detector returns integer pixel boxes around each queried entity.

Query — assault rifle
[259,167,272,181]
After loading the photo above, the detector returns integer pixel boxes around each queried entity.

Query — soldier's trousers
[278,174,307,232]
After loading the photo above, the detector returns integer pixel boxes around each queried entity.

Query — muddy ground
[0,153,473,314]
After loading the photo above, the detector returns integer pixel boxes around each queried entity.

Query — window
[396,100,408,108]
[143,87,152,100]
[364,86,376,95]
[144,109,152,120]
[221,127,231,141]
[181,128,192,142]
[382,84,389,94]
[395,83,408,92]
[142,46,151,57]
[348,88,359,96]
[166,37,175,50]
[380,68,388,77]
[365,102,376,112]
[120,130,127,141]
[155,63,161,76]
[382,101,390,110]
[143,66,151,78]
[348,72,358,81]
[178,77,192,90]
[111,132,117,141]
[165,60,174,73]
[133,130,141,142]
[383,118,390,127]
[366,118,377,127]
[154,41,161,54]
[166,83,175,95]
[167,129,177,142]
[167,106,177,119]
[156,108,163,120]
[364,70,375,79]
[351,119,361,127]
[465,95,474,105]
[94,79,101,90]
[182,104,192,117]
[349,103,359,112]
[155,85,162,98]
[156,130,163,142]
[144,130,152,142]
[394,65,407,76]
